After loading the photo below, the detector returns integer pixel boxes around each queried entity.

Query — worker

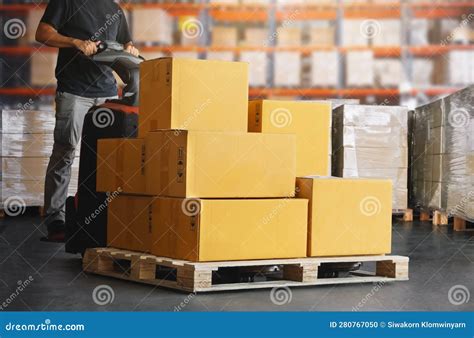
[35,0,139,242]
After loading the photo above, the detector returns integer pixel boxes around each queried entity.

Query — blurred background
[0,0,473,110]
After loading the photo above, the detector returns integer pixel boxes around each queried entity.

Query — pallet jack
[64,41,144,255]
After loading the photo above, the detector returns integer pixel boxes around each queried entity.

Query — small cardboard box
[296,177,392,257]
[96,138,146,194]
[151,197,308,261]
[248,100,331,176]
[139,58,248,136]
[145,130,296,198]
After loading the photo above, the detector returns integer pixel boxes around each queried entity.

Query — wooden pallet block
[393,209,413,222]
[453,217,474,232]
[0,206,45,218]
[83,248,409,293]
[432,210,449,226]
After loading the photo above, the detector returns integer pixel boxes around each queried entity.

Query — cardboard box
[310,51,339,87]
[296,177,392,257]
[96,139,146,194]
[239,51,268,87]
[131,9,172,44]
[107,195,153,252]
[273,52,301,87]
[139,58,248,136]
[248,100,331,176]
[276,27,302,47]
[345,51,374,87]
[151,197,308,261]
[145,130,296,198]
[30,51,58,87]
[211,26,238,47]
[372,19,401,46]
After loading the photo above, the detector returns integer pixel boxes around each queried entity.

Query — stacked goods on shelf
[30,50,58,87]
[0,110,78,208]
[101,57,308,261]
[345,51,374,87]
[411,86,474,221]
[273,52,302,87]
[131,8,173,45]
[374,59,404,88]
[332,104,409,210]
[310,51,339,87]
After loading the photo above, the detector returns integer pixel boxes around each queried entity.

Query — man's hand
[125,43,139,57]
[73,39,98,56]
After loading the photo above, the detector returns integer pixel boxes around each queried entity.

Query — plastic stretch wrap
[0,110,79,208]
[412,85,474,221]
[1,110,55,134]
[333,104,409,209]
[1,180,78,208]
[1,157,79,181]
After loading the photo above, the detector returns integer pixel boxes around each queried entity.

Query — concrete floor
[0,214,472,311]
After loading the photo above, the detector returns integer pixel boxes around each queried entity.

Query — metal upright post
[335,0,344,98]
[267,0,277,90]
[400,0,413,106]
[200,0,211,59]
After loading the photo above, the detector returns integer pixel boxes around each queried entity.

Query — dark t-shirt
[40,0,132,98]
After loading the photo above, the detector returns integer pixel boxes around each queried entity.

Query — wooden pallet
[83,248,409,293]
[393,208,413,222]
[0,206,45,219]
[453,217,474,232]
[417,209,449,226]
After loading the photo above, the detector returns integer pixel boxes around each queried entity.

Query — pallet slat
[83,248,409,293]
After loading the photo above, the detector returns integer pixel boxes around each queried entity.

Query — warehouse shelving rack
[0,0,473,104]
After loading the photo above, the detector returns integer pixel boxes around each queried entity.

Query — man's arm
[36,22,98,56]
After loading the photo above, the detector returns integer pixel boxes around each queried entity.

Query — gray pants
[44,91,115,229]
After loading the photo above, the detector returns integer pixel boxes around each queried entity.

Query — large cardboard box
[139,58,248,136]
[296,177,392,257]
[145,130,296,198]
[107,195,154,253]
[248,100,331,176]
[151,197,308,261]
[96,138,146,194]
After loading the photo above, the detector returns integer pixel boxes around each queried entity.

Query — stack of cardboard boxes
[98,57,393,262]
[412,86,474,221]
[332,104,408,210]
[0,110,78,208]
